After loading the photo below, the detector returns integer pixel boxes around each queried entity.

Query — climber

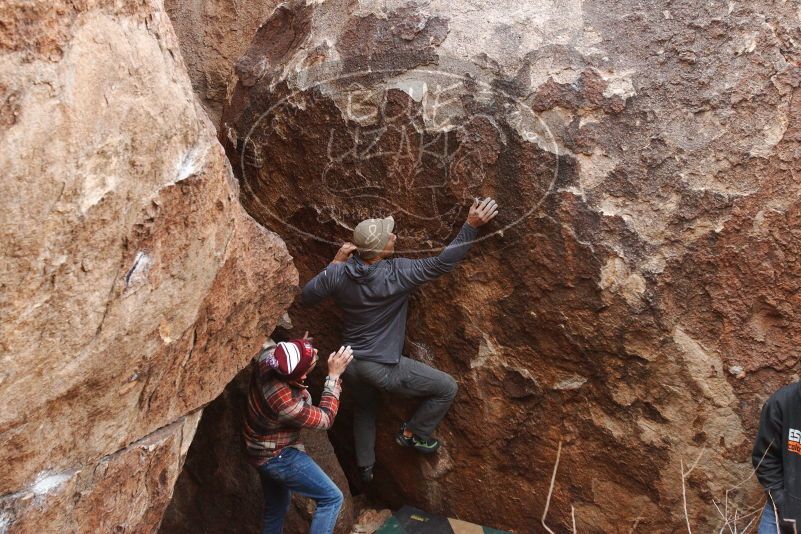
[301,197,499,482]
[243,336,354,534]
[752,380,801,533]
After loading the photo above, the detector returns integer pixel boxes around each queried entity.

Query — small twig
[736,503,768,534]
[685,447,706,477]
[724,501,736,534]
[628,515,643,534]
[681,460,692,534]
[767,491,782,534]
[681,447,706,534]
[712,499,724,518]
[725,486,730,534]
[721,502,765,534]
[715,441,775,534]
[712,499,728,532]
[732,441,773,494]
[541,441,563,534]
[571,505,577,534]
[739,511,758,534]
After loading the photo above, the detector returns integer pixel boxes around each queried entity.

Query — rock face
[218,0,801,531]
[160,366,355,534]
[163,0,282,128]
[0,0,297,531]
[2,413,202,534]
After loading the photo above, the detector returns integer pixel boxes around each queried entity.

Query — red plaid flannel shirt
[243,362,342,466]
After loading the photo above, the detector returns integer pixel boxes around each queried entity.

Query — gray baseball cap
[353,216,395,259]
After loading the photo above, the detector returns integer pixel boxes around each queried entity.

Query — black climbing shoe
[359,465,374,483]
[395,423,440,454]
[395,422,415,448]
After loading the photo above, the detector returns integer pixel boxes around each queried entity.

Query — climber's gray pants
[343,356,458,468]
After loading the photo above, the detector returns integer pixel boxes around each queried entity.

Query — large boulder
[0,0,297,531]
[218,0,801,531]
[163,0,282,128]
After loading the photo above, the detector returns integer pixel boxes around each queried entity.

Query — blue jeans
[758,501,779,534]
[256,447,344,534]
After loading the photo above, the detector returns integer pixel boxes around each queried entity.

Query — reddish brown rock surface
[160,365,355,534]
[0,0,296,531]
[216,0,801,531]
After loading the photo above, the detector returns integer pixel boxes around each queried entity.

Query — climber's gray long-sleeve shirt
[301,223,479,364]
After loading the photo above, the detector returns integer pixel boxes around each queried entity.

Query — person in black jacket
[752,381,801,533]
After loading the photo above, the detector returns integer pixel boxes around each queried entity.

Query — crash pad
[376,506,511,534]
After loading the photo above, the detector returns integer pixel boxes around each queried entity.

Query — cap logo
[366,222,380,245]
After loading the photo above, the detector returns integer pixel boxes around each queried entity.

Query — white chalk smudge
[31,470,74,496]
[124,251,152,290]
[175,144,208,183]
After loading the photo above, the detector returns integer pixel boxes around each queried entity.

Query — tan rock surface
[217,0,801,531]
[163,0,282,128]
[351,508,392,534]
[1,412,201,534]
[0,0,297,531]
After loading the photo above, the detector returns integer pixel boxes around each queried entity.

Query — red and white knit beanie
[261,339,316,380]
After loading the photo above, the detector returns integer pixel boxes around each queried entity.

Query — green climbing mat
[376,506,511,534]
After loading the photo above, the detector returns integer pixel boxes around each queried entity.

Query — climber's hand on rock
[327,345,353,378]
[332,242,357,264]
[466,197,499,228]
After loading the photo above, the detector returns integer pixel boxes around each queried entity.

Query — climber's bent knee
[444,374,458,400]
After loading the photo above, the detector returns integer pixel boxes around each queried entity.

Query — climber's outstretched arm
[394,197,498,290]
